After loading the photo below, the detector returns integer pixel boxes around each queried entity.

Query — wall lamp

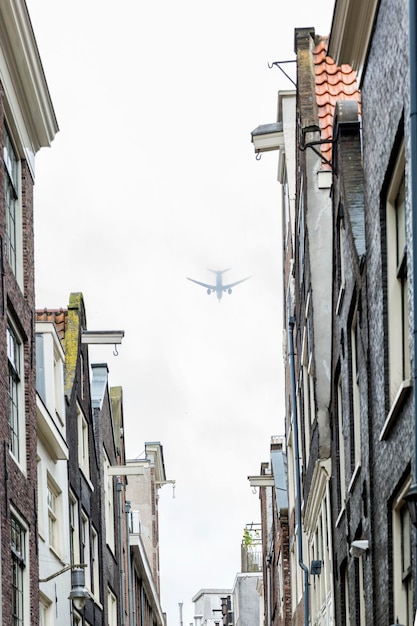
[39,564,89,610]
[349,540,369,558]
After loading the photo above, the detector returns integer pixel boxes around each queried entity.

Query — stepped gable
[35,308,68,341]
[313,37,361,170]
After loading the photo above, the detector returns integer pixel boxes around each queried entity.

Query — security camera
[349,539,369,557]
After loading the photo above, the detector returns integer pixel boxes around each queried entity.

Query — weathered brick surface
[329,0,413,624]
[361,0,412,624]
[0,83,39,625]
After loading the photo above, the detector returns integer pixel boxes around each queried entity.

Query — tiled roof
[35,308,68,342]
[313,38,361,169]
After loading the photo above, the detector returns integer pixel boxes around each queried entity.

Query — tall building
[36,293,126,625]
[0,2,57,624]
[252,1,417,623]
[329,0,414,623]
[36,319,71,624]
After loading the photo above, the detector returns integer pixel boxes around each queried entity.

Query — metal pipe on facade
[288,313,309,626]
[125,500,133,626]
[265,554,272,626]
[117,479,126,626]
[409,0,417,610]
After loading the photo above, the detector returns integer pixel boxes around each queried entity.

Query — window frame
[3,124,22,282]
[11,513,27,626]
[385,144,410,411]
[7,318,25,466]
[46,474,61,555]
[392,480,413,626]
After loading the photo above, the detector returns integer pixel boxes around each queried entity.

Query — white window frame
[3,124,22,284]
[7,318,25,467]
[91,526,100,600]
[107,587,118,626]
[77,404,90,479]
[349,305,361,482]
[53,344,65,424]
[70,493,80,566]
[103,449,115,552]
[386,144,410,409]
[337,374,346,516]
[47,475,61,555]
[39,593,52,626]
[392,480,413,626]
[11,511,28,626]
[81,512,91,592]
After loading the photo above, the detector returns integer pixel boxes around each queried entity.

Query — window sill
[336,284,345,315]
[348,463,361,494]
[379,378,411,441]
[335,507,346,528]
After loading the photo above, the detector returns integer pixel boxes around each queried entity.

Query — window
[8,321,24,463]
[341,562,351,626]
[91,527,100,599]
[336,374,346,513]
[107,588,118,626]
[47,477,61,554]
[36,333,46,405]
[77,405,90,478]
[298,181,305,287]
[349,305,361,480]
[53,345,65,422]
[81,512,90,591]
[39,594,51,626]
[336,206,346,313]
[386,145,410,408]
[70,494,80,566]
[104,449,115,552]
[4,125,20,277]
[392,482,413,626]
[11,515,26,626]
[356,554,366,625]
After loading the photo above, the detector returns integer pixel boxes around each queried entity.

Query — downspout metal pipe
[288,312,309,626]
[125,500,133,625]
[117,479,126,626]
[265,554,272,626]
[409,0,417,610]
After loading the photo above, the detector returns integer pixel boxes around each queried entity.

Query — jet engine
[207,288,212,295]
[228,288,232,294]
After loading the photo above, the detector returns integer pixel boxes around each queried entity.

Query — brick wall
[0,83,39,626]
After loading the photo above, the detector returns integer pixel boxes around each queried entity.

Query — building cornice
[328,0,380,85]
[0,0,58,168]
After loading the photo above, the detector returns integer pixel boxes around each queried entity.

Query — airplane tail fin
[207,268,231,274]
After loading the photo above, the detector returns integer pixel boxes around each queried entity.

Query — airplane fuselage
[186,268,251,302]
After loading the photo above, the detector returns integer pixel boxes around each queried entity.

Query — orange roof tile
[35,308,68,342]
[313,38,361,170]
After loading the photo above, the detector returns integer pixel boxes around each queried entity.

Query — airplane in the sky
[186,268,251,301]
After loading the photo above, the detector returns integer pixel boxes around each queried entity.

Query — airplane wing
[223,276,251,290]
[186,277,216,289]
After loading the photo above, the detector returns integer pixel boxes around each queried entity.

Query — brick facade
[0,84,39,626]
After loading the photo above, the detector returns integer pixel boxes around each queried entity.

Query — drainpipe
[288,313,309,626]
[265,554,272,626]
[125,500,133,625]
[117,480,126,626]
[410,0,417,610]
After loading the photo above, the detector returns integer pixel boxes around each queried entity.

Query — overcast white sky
[27,1,334,625]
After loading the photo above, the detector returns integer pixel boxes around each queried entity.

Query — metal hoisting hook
[113,344,119,357]
[255,152,262,161]
[268,60,297,88]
